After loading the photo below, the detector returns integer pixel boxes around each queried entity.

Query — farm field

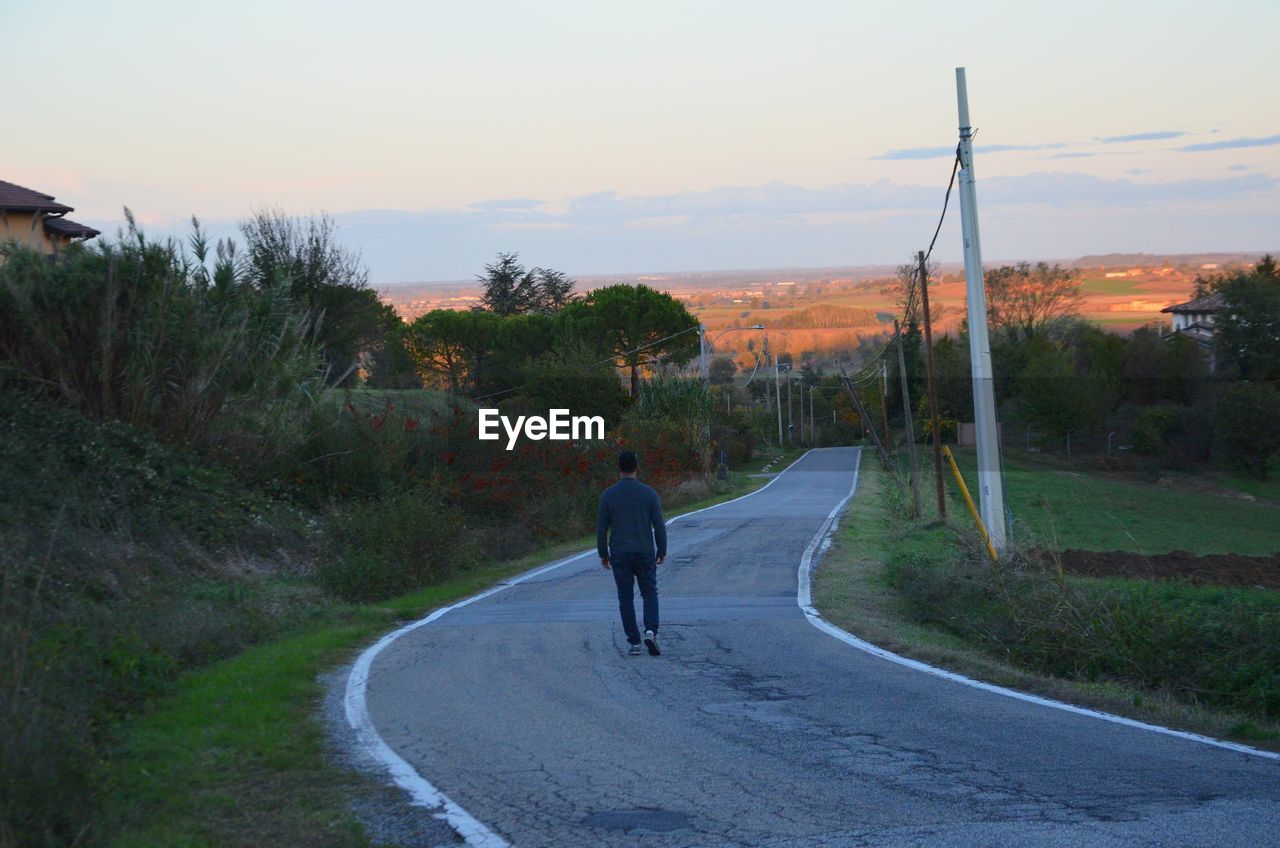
[380,253,1263,364]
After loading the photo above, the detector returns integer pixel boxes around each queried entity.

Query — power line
[924,148,961,264]
[839,145,962,401]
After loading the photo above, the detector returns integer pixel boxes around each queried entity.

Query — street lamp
[700,324,766,387]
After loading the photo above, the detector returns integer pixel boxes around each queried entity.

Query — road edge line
[344,448,820,846]
[796,447,1280,763]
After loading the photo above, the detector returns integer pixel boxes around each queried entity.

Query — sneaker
[628,643,642,655]
[644,630,661,656]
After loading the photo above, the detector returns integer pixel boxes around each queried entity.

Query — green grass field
[1079,276,1147,296]
[946,448,1280,556]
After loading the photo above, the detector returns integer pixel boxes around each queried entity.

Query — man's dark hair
[618,451,638,473]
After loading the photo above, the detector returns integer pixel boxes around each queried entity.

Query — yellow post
[942,446,998,562]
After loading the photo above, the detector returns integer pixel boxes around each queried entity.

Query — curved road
[359,447,1280,847]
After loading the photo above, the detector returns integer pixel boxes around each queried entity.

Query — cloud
[1097,130,1186,143]
[562,181,940,223]
[1050,152,1096,159]
[1127,168,1152,175]
[871,142,1065,160]
[1177,134,1280,152]
[871,145,955,160]
[1227,164,1251,171]
[980,172,1275,206]
[87,174,1280,282]
[467,197,544,210]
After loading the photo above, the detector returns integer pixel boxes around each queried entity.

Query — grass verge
[96,447,806,847]
[813,458,1280,753]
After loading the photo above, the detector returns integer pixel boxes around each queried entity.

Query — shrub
[320,488,479,600]
[884,548,1280,720]
[1217,382,1280,478]
[1131,405,1179,456]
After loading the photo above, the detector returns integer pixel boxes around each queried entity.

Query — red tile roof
[0,180,74,213]
[1161,291,1225,314]
[43,217,101,239]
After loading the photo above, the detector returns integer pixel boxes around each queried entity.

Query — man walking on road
[597,451,666,656]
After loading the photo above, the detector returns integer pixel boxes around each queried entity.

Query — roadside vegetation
[816,454,1280,750]
[0,217,798,847]
[814,257,1279,751]
[96,450,796,848]
[2,199,1275,844]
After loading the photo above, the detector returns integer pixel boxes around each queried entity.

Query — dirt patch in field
[1034,548,1280,590]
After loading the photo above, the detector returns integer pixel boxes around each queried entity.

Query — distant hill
[1066,251,1270,270]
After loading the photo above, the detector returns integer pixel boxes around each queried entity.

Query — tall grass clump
[0,214,322,458]
[622,375,713,479]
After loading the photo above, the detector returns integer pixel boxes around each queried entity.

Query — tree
[479,252,538,316]
[709,356,737,385]
[535,267,575,311]
[239,210,380,385]
[985,261,1083,340]
[1218,382,1280,478]
[883,256,936,330]
[478,252,576,316]
[1014,336,1104,440]
[1213,255,1280,381]
[405,309,500,394]
[555,284,698,397]
[487,312,556,393]
[1124,325,1165,405]
[1125,325,1207,406]
[365,303,422,389]
[931,334,972,422]
[515,344,630,428]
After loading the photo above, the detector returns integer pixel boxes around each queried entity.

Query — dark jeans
[610,552,658,644]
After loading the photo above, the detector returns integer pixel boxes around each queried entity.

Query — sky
[5,0,1279,283]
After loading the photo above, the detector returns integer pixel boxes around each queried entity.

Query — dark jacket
[596,477,667,560]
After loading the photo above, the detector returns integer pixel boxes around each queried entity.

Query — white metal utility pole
[955,67,1006,552]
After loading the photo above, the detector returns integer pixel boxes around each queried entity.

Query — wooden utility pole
[786,371,793,445]
[879,361,892,455]
[895,319,923,518]
[797,380,804,444]
[809,381,815,446]
[774,352,784,447]
[765,343,772,416]
[918,250,946,519]
[841,370,892,470]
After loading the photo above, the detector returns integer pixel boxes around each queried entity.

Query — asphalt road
[360,447,1280,847]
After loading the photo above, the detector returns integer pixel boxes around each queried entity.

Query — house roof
[42,217,101,239]
[1161,291,1225,314]
[0,180,74,213]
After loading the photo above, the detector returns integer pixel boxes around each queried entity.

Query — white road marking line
[344,450,819,846]
[796,447,1280,763]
